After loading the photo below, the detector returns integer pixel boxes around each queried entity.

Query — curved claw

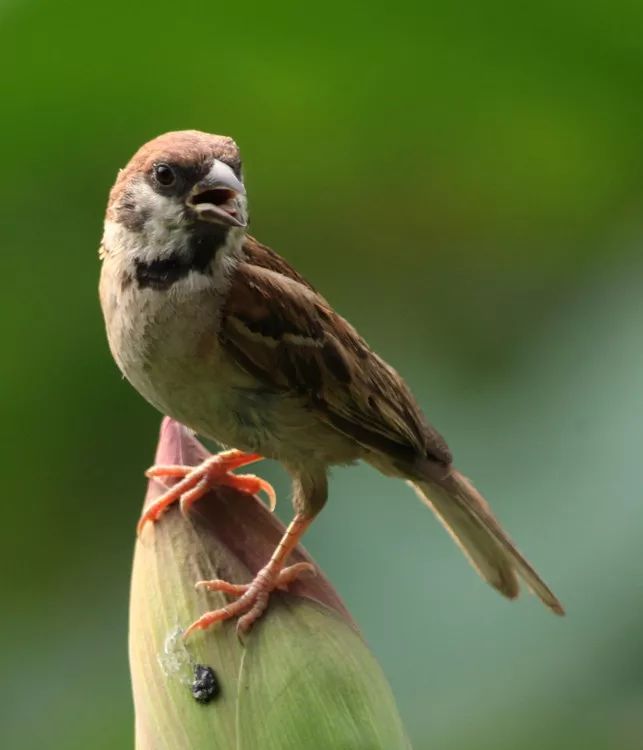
[219,473,277,512]
[254,477,277,512]
[261,482,277,512]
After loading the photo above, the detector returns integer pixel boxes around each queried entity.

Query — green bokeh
[2,1,643,748]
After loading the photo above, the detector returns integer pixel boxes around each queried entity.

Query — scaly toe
[274,561,316,589]
[185,560,316,637]
[183,596,254,638]
[195,578,250,596]
[179,477,211,517]
[137,451,269,535]
[237,591,271,633]
[145,464,191,479]
[136,471,202,535]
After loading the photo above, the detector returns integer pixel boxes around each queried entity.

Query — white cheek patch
[137,184,188,260]
[103,185,246,300]
[103,181,189,263]
[139,184,185,227]
[101,219,124,253]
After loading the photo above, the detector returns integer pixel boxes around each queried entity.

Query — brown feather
[411,473,564,614]
[242,235,317,291]
[221,249,452,467]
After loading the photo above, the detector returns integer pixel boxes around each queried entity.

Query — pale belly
[102,276,358,466]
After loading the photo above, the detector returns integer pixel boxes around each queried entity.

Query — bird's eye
[153,163,176,187]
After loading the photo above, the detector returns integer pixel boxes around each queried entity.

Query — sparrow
[99,130,564,635]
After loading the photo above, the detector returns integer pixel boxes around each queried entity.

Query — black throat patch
[134,224,230,290]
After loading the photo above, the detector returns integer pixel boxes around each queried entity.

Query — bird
[99,129,564,636]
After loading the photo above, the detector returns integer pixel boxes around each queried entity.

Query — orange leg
[184,514,315,637]
[137,449,276,535]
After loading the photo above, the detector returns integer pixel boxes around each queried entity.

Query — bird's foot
[184,560,316,637]
[137,449,276,535]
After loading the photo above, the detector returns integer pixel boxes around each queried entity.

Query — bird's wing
[220,238,452,467]
[240,235,318,291]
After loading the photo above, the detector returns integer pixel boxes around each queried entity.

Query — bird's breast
[101,262,250,442]
[99,254,360,463]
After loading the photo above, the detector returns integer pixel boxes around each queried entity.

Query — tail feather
[411,470,564,615]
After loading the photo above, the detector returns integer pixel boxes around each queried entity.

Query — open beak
[187,160,246,228]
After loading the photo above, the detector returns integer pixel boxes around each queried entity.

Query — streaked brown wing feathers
[221,247,452,466]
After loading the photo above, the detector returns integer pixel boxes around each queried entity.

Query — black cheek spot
[192,664,220,704]
[115,200,149,233]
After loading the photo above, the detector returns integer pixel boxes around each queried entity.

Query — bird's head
[102,130,248,264]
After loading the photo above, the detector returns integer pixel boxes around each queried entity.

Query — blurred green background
[2,1,643,748]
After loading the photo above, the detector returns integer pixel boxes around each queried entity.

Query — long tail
[411,470,564,615]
